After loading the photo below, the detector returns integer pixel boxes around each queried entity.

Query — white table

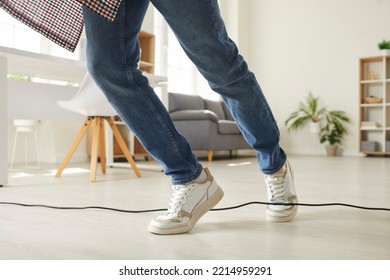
[0,46,86,186]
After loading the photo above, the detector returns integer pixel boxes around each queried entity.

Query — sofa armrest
[170,110,219,122]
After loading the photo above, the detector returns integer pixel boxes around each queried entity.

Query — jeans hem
[171,165,204,186]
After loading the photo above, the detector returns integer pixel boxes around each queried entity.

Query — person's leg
[82,0,224,235]
[151,0,286,175]
[82,0,202,184]
[151,0,297,221]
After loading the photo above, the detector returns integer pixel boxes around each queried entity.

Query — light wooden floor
[0,155,389,260]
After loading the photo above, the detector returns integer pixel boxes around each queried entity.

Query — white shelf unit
[359,55,390,155]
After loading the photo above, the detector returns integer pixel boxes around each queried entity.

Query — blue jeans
[82,0,286,184]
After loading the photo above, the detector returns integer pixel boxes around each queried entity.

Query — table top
[0,46,86,84]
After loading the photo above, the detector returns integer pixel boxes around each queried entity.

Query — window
[0,10,40,52]
[153,8,219,100]
[0,10,79,60]
[153,9,195,95]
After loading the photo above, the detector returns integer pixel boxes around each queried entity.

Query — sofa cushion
[204,99,226,120]
[217,120,241,135]
[169,92,205,113]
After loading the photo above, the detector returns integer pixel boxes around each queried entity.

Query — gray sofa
[168,92,251,161]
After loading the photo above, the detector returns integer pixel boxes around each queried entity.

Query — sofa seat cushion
[217,120,241,135]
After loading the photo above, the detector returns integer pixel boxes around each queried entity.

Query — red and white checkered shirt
[0,0,122,52]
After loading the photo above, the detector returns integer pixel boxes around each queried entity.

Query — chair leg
[33,126,40,168]
[89,117,101,182]
[99,118,106,175]
[208,150,213,162]
[55,117,93,178]
[106,117,141,177]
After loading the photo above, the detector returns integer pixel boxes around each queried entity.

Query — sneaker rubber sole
[266,204,298,222]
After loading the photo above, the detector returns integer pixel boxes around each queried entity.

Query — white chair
[56,73,141,182]
[10,119,40,169]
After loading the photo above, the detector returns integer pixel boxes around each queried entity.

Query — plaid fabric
[79,0,122,21]
[0,0,122,52]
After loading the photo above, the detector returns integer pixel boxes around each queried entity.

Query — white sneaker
[148,168,224,235]
[264,161,298,222]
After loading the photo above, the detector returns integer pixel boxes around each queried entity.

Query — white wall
[219,0,251,60]
[246,0,390,155]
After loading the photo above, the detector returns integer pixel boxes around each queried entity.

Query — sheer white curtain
[153,9,195,95]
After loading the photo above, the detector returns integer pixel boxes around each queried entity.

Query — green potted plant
[319,111,350,156]
[377,39,390,56]
[285,92,327,133]
[286,92,351,156]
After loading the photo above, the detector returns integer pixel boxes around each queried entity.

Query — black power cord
[0,201,389,213]
[212,201,390,212]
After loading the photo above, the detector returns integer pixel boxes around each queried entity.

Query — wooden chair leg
[106,117,141,177]
[208,150,213,162]
[99,118,106,175]
[56,117,93,178]
[89,117,101,182]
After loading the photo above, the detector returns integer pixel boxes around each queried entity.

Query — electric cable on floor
[0,201,389,213]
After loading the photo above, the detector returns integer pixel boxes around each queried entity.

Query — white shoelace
[265,175,287,202]
[167,185,193,214]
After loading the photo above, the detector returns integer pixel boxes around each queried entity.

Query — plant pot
[381,49,390,56]
[309,122,321,134]
[325,144,338,156]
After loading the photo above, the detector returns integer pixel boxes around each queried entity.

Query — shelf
[361,79,390,84]
[138,30,155,74]
[360,56,386,62]
[360,103,384,107]
[360,80,384,84]
[139,61,154,67]
[362,151,390,155]
[360,127,383,131]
